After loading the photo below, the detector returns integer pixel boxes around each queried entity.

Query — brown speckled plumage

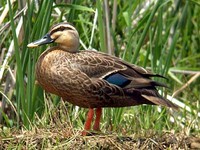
[28,22,178,135]
[35,47,175,108]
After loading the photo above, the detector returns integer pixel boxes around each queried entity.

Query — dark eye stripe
[50,26,73,35]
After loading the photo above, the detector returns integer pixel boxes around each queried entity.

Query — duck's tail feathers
[141,94,179,110]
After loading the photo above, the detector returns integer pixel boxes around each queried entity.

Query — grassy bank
[0,0,199,149]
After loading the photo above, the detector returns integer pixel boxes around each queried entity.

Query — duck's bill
[27,33,54,48]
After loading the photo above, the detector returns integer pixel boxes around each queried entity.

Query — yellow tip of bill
[27,43,38,48]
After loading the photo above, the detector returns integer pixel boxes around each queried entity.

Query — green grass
[0,0,200,148]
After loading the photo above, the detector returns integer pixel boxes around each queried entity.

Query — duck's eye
[59,26,65,31]
[59,26,73,31]
[65,27,73,30]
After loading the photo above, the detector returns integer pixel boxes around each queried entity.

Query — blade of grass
[131,0,165,64]
[163,1,189,76]
[8,0,26,127]
[96,0,106,52]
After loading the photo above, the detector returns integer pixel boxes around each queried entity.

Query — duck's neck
[60,45,79,53]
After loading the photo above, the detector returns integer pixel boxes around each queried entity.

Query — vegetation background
[0,0,199,149]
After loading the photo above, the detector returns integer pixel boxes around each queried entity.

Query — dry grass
[1,124,200,149]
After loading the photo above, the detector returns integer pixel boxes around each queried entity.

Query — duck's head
[27,22,79,52]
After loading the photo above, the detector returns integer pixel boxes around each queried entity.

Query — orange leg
[82,108,94,136]
[93,108,102,131]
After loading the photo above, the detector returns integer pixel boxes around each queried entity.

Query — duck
[27,22,178,135]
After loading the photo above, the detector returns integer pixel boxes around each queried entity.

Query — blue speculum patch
[104,73,131,87]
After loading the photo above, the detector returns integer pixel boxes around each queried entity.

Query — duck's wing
[73,50,178,109]
[75,50,166,88]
